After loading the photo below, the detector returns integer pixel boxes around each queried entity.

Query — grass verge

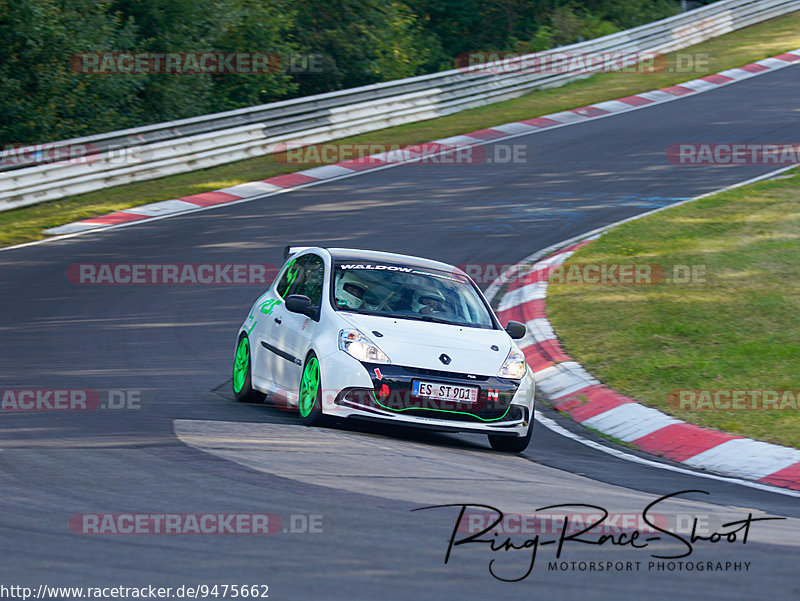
[3,11,800,248]
[547,169,800,449]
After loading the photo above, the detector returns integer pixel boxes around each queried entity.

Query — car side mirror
[285,294,317,319]
[505,320,527,340]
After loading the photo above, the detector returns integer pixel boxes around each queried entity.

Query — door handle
[274,317,282,324]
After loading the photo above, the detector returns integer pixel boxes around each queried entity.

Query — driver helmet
[335,271,367,309]
[411,288,446,313]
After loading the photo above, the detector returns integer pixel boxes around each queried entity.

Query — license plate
[412,380,479,403]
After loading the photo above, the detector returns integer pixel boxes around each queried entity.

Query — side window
[292,255,325,308]
[275,257,301,298]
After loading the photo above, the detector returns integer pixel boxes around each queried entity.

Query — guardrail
[1,0,797,211]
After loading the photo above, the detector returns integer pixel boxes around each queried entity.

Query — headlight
[338,329,391,364]
[497,347,526,379]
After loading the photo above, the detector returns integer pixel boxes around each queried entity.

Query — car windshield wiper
[417,314,459,325]
[352,310,491,329]
[382,312,461,326]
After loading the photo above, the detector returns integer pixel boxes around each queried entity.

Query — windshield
[331,261,496,329]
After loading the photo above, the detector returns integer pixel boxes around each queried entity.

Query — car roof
[324,247,461,274]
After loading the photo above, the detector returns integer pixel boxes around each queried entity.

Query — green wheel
[232,333,265,403]
[298,353,326,426]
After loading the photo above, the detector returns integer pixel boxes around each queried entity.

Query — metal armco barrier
[1,0,797,211]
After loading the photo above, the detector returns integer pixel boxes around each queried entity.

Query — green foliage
[290,0,439,96]
[516,5,621,51]
[0,0,143,143]
[548,4,619,45]
[0,0,686,145]
[580,0,679,30]
[0,0,297,142]
[107,0,297,120]
[408,0,678,64]
[200,0,299,109]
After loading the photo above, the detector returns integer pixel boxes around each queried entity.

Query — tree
[291,0,440,96]
[109,0,296,120]
[0,0,686,145]
[0,0,142,143]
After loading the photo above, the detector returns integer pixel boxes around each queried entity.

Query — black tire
[232,333,266,403]
[298,352,328,426]
[488,422,533,453]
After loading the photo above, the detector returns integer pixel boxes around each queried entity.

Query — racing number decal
[259,298,282,315]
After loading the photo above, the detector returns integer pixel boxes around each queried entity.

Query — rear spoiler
[284,245,314,259]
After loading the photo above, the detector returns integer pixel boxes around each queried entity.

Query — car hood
[337,312,513,375]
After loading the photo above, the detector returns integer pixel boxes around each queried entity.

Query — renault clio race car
[232,247,535,452]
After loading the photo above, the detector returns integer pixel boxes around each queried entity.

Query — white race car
[233,247,535,452]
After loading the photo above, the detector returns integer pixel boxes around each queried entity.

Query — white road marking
[496,282,547,311]
[581,403,681,442]
[218,181,283,196]
[533,410,800,498]
[534,361,599,399]
[516,318,556,348]
[124,199,199,216]
[682,438,800,480]
[298,165,357,179]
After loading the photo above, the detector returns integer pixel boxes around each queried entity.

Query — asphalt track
[1,64,800,600]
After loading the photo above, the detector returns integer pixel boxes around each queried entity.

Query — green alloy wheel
[299,354,327,426]
[233,334,265,403]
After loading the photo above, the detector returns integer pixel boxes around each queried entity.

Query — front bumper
[323,359,534,436]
